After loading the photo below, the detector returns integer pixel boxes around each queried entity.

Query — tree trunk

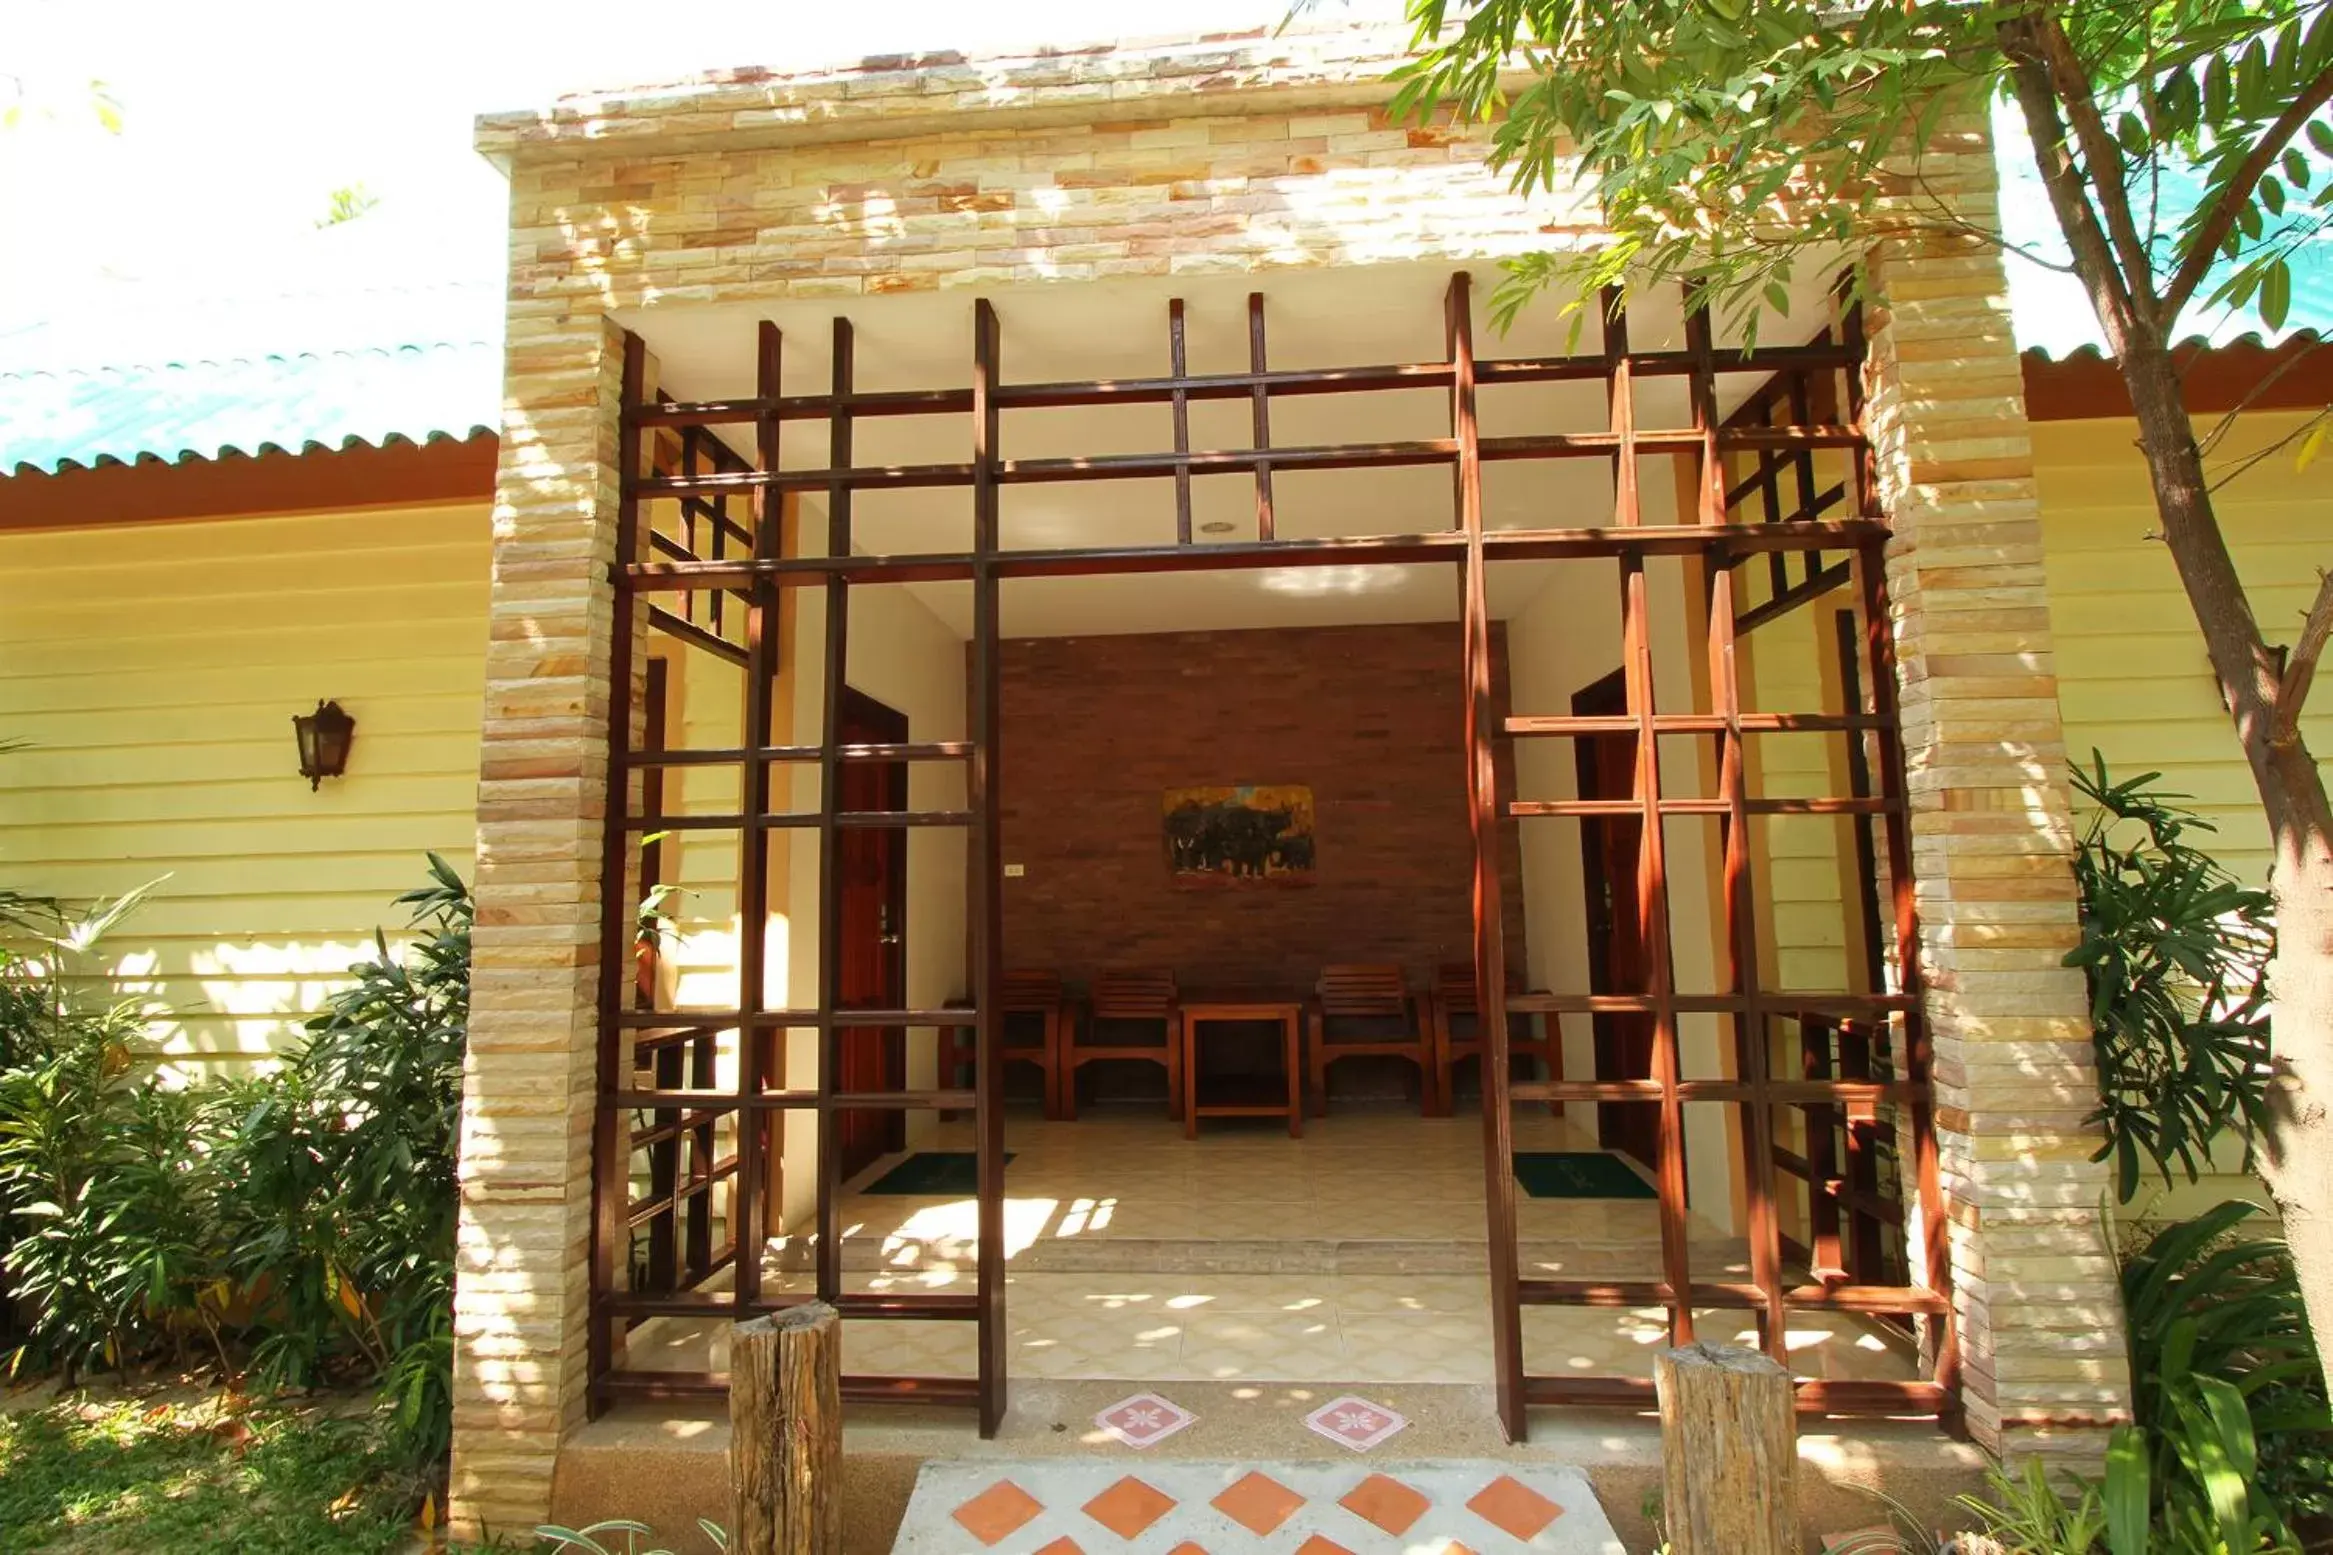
[2108,333,2333,1394]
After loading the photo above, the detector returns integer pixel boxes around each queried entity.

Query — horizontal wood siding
[0,504,490,1068]
[2036,410,2326,1216]
[2036,411,2333,884]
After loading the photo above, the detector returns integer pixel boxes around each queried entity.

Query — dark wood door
[1573,669,1661,1171]
[836,688,909,1183]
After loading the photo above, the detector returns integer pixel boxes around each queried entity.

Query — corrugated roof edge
[4,424,499,482]
[2022,326,2326,364]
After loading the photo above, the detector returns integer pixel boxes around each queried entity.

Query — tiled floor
[779,1110,1705,1275]
[620,1107,1920,1390]
[894,1459,1625,1554]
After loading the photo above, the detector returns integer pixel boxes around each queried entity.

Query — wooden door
[1573,669,1661,1171]
[836,688,909,1183]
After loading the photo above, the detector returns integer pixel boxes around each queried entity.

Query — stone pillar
[448,303,628,1540]
[1861,112,2133,1463]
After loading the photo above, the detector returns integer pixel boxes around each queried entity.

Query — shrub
[209,853,469,1469]
[0,856,470,1481]
[2065,757,2275,1203]
[2120,1202,2333,1541]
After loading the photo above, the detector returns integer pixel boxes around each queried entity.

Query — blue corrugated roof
[0,342,500,475]
[1,125,2322,480]
[1998,106,2333,358]
[0,216,504,478]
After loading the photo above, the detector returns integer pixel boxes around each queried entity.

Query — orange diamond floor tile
[895,1460,1622,1552]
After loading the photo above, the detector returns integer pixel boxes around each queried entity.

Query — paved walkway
[893,1458,1624,1554]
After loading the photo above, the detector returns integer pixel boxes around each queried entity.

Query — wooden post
[730,1302,841,1555]
[1654,1342,1800,1555]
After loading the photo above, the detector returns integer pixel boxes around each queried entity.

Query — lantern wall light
[293,700,356,790]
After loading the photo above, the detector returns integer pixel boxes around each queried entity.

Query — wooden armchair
[1427,960,1561,1118]
[938,969,1069,1118]
[1064,969,1182,1121]
[1305,963,1432,1117]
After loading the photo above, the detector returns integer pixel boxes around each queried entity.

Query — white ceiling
[626,260,1839,638]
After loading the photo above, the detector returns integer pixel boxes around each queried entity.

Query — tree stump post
[1654,1342,1800,1555]
[729,1301,841,1555]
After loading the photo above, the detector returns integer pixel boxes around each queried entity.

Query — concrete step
[550,1379,1989,1554]
[769,1233,1756,1278]
[892,1456,1623,1552]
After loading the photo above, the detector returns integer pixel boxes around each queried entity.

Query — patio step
[890,1457,1624,1553]
[772,1231,1755,1278]
[551,1379,1987,1553]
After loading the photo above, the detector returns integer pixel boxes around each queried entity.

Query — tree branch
[2275,569,2333,747]
[2030,7,2166,326]
[1999,16,2147,356]
[2162,60,2333,326]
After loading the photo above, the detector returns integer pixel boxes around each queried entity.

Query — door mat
[864,1151,1015,1195]
[1512,1151,1658,1200]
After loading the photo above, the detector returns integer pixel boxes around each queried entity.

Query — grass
[0,1390,428,1554]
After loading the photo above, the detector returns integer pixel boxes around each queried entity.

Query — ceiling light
[1198,521,1237,535]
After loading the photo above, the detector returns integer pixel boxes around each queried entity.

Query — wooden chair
[1305,964,1432,1117]
[1427,960,1561,1117]
[938,969,1069,1119]
[1064,969,1182,1121]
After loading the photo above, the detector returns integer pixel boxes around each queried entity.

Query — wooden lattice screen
[587,273,1955,1435]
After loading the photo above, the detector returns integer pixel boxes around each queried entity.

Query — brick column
[1861,114,2133,1463]
[449,304,627,1540]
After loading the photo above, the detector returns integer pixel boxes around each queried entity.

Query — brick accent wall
[997,624,1526,989]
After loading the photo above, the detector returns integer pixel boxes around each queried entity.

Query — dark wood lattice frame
[586,272,1958,1436]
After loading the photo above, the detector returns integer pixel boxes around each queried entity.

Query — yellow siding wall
[0,503,490,1071]
[2037,411,2333,878]
[2036,409,2328,1216]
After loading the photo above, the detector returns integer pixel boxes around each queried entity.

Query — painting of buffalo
[1163,785,1315,884]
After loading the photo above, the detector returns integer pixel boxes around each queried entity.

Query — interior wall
[778,570,969,1227]
[992,621,1524,991]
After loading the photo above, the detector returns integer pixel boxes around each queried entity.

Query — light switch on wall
[1003,863,1025,878]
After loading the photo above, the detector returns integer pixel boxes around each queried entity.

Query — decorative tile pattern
[1212,1472,1306,1536]
[953,1481,1046,1546]
[894,1459,1624,1553]
[1082,1478,1177,1540]
[1095,1392,1197,1450]
[1303,1395,1409,1452]
[1340,1473,1432,1536]
[1467,1476,1566,1543]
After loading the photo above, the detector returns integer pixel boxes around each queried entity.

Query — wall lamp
[293,699,356,790]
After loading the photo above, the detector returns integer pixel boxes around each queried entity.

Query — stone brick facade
[1862,114,2131,1459]
[457,24,2127,1539]
[997,623,1526,990]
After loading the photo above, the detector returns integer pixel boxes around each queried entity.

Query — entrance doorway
[1572,669,1659,1174]
[836,687,909,1183]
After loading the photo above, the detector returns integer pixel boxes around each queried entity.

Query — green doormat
[1512,1151,1659,1200]
[864,1151,1015,1195]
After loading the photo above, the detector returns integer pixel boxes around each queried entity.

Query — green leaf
[2103,1424,2150,1555]
[2261,259,2292,332]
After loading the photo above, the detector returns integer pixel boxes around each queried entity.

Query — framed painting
[1163,784,1315,885]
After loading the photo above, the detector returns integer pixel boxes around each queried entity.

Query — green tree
[1393,0,2333,1392]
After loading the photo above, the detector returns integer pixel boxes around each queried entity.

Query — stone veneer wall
[1861,109,2131,1461]
[455,26,2128,1538]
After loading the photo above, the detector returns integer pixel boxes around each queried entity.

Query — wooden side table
[1178,989,1304,1140]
